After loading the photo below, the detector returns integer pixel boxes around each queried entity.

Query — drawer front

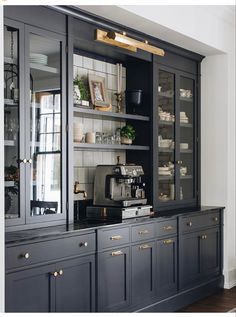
[6,233,96,270]
[97,227,130,250]
[156,219,177,237]
[131,223,155,242]
[180,211,220,233]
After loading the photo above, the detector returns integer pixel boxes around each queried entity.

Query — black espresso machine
[86,163,152,220]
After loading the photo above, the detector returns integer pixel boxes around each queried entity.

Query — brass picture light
[95,29,165,57]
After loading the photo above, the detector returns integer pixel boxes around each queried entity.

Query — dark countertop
[5,206,224,245]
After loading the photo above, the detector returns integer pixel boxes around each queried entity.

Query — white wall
[0,5,5,313]
[80,5,236,288]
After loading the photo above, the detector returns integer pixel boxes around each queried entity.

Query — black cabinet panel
[156,237,177,297]
[97,246,130,311]
[55,255,95,312]
[131,241,156,303]
[5,264,55,312]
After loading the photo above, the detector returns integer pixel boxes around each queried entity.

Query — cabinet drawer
[97,227,130,250]
[131,223,155,242]
[179,211,220,233]
[6,233,96,270]
[156,219,177,237]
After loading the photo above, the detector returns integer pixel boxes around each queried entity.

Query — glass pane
[29,33,62,216]
[179,76,194,200]
[158,70,176,202]
[4,25,20,219]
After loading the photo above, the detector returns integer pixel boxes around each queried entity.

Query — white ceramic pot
[121,137,132,145]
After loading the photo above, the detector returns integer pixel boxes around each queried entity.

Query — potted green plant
[120,124,136,145]
[73,76,90,106]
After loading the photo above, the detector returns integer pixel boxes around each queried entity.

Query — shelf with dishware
[5,181,16,188]
[158,148,192,153]
[4,99,18,107]
[30,63,59,74]
[4,140,16,147]
[180,97,193,103]
[74,142,150,151]
[74,106,150,122]
[159,120,192,128]
[158,175,193,181]
[158,91,174,99]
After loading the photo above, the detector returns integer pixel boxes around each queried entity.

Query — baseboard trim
[224,280,236,289]
[136,275,224,312]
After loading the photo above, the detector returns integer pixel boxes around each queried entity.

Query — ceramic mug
[85,132,95,144]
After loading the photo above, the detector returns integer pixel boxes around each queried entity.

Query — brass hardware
[52,271,58,277]
[201,235,207,240]
[79,241,88,247]
[74,181,87,198]
[18,158,27,164]
[27,159,32,164]
[95,29,165,56]
[177,160,183,164]
[163,239,173,244]
[101,207,107,218]
[144,40,148,44]
[138,229,149,235]
[205,235,207,239]
[213,217,218,222]
[139,244,151,250]
[187,221,192,227]
[110,235,122,240]
[58,269,63,276]
[111,250,123,256]
[163,226,173,231]
[122,31,126,36]
[21,252,30,259]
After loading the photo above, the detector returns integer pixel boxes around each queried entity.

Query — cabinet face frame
[4,18,26,227]
[153,62,199,211]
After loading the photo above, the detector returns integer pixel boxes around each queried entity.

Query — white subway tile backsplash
[74,151,83,166]
[93,119,103,133]
[83,56,93,70]
[93,151,103,165]
[77,167,89,183]
[74,54,83,67]
[102,151,112,164]
[88,168,96,184]
[83,118,93,133]
[83,151,94,167]
[77,67,88,78]
[107,74,117,90]
[102,120,112,133]
[94,60,105,72]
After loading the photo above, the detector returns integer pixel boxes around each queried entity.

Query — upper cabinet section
[4,18,67,230]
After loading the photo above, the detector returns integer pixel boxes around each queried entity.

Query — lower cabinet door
[97,246,130,312]
[200,227,220,277]
[156,237,177,298]
[5,264,56,312]
[55,255,95,312]
[131,241,156,305]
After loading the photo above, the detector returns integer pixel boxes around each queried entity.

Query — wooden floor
[179,287,236,312]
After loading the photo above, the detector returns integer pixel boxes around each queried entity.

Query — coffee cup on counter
[85,132,95,144]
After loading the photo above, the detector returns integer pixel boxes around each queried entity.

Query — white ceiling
[76,5,235,56]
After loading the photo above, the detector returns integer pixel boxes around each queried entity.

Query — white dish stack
[180,111,189,123]
[30,53,48,65]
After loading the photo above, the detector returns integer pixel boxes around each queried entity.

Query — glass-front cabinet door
[25,26,66,224]
[155,65,197,210]
[4,20,25,226]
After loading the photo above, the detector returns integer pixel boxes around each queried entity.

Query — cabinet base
[136,275,224,312]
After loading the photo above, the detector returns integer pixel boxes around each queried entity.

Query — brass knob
[53,271,58,277]
[163,239,173,244]
[177,160,183,164]
[205,235,207,239]
[22,252,30,259]
[110,235,122,240]
[138,230,149,235]
[80,241,88,247]
[27,159,32,164]
[58,269,63,276]
[214,217,218,222]
[111,250,123,256]
[187,221,192,227]
[201,235,205,240]
[18,158,27,164]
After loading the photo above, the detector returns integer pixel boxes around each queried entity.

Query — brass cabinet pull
[110,235,122,240]
[58,269,63,276]
[52,271,58,277]
[177,160,183,164]
[138,229,149,235]
[79,241,88,247]
[200,235,207,240]
[111,250,123,256]
[213,217,218,222]
[163,239,173,244]
[27,159,32,164]
[163,225,173,231]
[21,252,30,259]
[187,221,192,227]
[205,235,207,239]
[139,244,151,250]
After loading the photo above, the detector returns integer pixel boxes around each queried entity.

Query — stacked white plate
[180,111,189,123]
[30,53,48,65]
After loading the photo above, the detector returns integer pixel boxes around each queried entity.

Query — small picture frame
[88,74,111,108]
